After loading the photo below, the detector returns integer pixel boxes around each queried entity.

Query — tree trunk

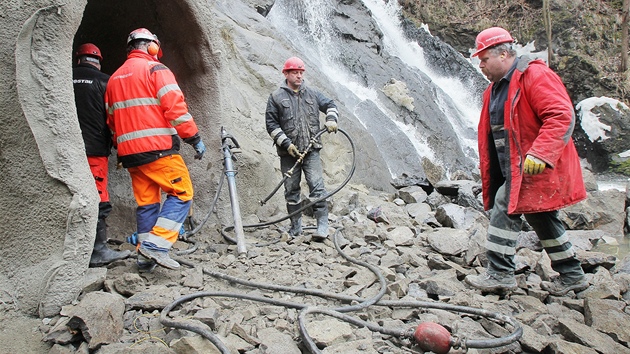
[621,0,629,72]
[542,0,553,65]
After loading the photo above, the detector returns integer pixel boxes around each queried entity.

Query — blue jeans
[486,184,584,281]
[280,149,326,208]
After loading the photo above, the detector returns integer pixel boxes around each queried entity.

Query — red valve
[413,322,452,354]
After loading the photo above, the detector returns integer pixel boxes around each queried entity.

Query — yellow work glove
[325,120,338,133]
[523,154,546,175]
[287,144,302,158]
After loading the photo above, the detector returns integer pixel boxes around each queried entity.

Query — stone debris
[38,176,630,353]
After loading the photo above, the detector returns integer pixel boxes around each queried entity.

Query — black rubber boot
[287,203,302,237]
[90,218,132,267]
[312,202,329,242]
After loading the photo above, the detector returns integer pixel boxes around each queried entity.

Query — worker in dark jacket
[73,43,131,267]
[265,56,338,241]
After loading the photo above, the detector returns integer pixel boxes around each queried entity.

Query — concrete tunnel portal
[74,0,209,80]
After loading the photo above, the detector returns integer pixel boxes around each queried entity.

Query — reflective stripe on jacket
[105,51,198,166]
[478,57,586,214]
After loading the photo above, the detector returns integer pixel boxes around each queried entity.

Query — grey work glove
[193,140,206,160]
[325,120,338,133]
[287,144,302,158]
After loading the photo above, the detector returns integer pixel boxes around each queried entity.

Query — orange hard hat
[127,28,162,58]
[471,27,514,57]
[75,43,102,61]
[282,57,305,72]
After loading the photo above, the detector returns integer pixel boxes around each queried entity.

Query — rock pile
[41,171,630,353]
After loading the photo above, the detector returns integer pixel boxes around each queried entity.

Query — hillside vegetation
[400,0,629,106]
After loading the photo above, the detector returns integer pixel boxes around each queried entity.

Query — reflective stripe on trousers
[128,155,193,248]
[486,183,584,281]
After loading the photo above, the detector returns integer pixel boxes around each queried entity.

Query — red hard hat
[471,27,514,57]
[282,57,306,72]
[75,43,102,61]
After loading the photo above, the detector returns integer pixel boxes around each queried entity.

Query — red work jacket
[105,51,198,160]
[478,58,586,214]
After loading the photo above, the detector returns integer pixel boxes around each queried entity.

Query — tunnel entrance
[73,0,211,79]
[72,0,220,238]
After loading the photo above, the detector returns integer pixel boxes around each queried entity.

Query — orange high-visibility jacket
[106,51,198,165]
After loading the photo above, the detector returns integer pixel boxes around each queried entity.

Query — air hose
[160,127,521,353]
[164,228,522,353]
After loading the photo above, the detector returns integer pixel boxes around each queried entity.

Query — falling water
[360,0,480,153]
[268,0,481,175]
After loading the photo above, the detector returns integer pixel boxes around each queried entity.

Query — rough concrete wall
[0,0,394,317]
[1,0,96,317]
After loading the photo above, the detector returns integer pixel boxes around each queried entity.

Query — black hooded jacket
[73,63,112,156]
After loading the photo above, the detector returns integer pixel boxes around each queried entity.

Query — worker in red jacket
[464,27,588,296]
[105,28,206,272]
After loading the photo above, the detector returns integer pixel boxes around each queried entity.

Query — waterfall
[361,0,479,150]
[268,0,480,178]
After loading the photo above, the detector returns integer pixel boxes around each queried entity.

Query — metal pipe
[221,127,247,256]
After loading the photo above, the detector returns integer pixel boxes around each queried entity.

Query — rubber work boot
[541,276,589,296]
[312,207,329,242]
[89,219,132,267]
[137,254,157,273]
[465,271,517,292]
[287,203,302,237]
[138,241,180,270]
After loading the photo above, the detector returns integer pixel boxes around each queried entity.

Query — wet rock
[435,203,487,231]
[584,297,630,346]
[425,227,468,256]
[577,250,617,272]
[61,292,125,351]
[124,286,181,312]
[557,317,630,353]
[170,335,221,354]
[561,189,627,237]
[307,318,353,347]
[113,273,145,297]
[81,268,107,294]
[256,327,300,353]
[396,185,428,204]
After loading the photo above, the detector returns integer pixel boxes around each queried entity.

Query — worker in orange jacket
[105,28,206,272]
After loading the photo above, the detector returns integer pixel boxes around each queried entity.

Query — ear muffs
[147,42,160,56]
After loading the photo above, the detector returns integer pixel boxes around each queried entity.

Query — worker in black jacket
[73,43,130,267]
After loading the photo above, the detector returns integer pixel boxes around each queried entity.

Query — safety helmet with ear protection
[127,28,162,58]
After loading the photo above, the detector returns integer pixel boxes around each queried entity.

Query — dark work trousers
[280,149,326,207]
[485,183,585,282]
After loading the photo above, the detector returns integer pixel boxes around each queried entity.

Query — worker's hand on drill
[523,154,546,175]
[193,140,206,160]
[287,144,302,158]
